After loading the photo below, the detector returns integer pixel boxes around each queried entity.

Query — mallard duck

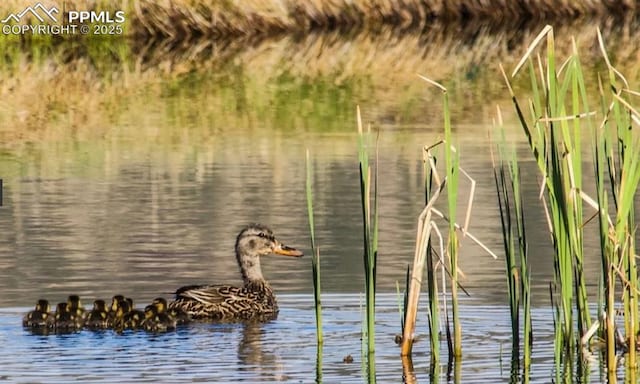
[142,304,176,332]
[168,224,303,321]
[85,300,109,329]
[153,297,190,325]
[23,299,52,328]
[54,302,82,331]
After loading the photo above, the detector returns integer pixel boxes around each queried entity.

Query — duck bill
[273,242,304,257]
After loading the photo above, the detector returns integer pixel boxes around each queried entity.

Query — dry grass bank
[0,1,637,39]
[0,18,638,146]
[128,0,638,39]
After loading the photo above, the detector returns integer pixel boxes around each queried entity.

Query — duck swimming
[54,302,82,331]
[142,305,176,332]
[85,299,109,329]
[168,224,303,321]
[23,299,52,328]
[153,297,190,325]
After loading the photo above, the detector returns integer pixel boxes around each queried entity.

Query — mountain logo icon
[1,2,59,23]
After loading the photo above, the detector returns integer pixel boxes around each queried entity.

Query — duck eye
[258,232,266,238]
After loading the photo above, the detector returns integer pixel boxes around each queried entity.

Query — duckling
[125,297,145,329]
[112,300,131,333]
[153,297,189,325]
[142,305,176,332]
[85,300,109,329]
[67,295,86,326]
[54,302,82,331]
[22,299,52,328]
[107,295,126,327]
[110,295,125,313]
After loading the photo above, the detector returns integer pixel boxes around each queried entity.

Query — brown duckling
[54,302,82,331]
[66,295,86,327]
[153,297,190,325]
[23,299,52,328]
[107,295,126,327]
[85,299,109,329]
[142,305,176,332]
[125,297,145,328]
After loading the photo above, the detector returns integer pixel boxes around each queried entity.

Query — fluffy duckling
[153,297,189,325]
[54,302,82,331]
[142,305,176,332]
[107,295,125,327]
[85,300,109,329]
[125,297,145,328]
[112,300,131,333]
[66,295,86,327]
[22,299,52,328]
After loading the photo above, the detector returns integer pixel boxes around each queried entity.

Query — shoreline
[131,0,637,39]
[0,1,638,41]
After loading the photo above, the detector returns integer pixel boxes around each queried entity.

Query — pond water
[0,20,639,383]
[2,295,572,383]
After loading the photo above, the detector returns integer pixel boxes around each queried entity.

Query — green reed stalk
[492,128,531,379]
[594,30,640,376]
[357,106,378,354]
[442,88,462,359]
[502,26,592,355]
[424,153,441,364]
[305,149,322,345]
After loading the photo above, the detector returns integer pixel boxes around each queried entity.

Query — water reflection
[237,322,284,381]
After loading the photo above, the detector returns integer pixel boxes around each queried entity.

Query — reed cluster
[492,124,532,377]
[502,25,640,381]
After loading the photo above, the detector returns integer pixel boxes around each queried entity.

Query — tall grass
[502,25,640,380]
[357,106,379,354]
[593,29,640,375]
[305,149,323,345]
[502,26,590,357]
[492,122,531,378]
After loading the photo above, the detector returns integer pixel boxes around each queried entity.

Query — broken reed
[492,126,532,377]
[503,25,640,380]
[357,106,379,354]
[305,149,323,345]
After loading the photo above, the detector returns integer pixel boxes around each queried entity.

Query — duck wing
[174,284,236,306]
[170,283,277,321]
